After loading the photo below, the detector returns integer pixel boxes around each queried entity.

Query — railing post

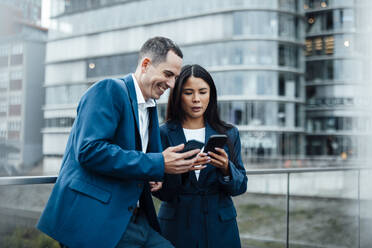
[358,169,360,248]
[286,172,290,248]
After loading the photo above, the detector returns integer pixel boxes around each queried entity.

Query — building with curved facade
[43,0,306,172]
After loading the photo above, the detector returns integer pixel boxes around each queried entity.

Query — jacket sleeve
[217,127,248,196]
[74,79,164,181]
[152,126,180,202]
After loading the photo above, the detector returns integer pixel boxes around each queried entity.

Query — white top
[132,74,156,153]
[183,127,205,180]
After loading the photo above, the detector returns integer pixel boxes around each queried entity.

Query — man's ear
[141,57,151,73]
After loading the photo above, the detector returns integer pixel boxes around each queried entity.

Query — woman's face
[181,76,210,122]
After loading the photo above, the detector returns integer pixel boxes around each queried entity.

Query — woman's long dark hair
[166,64,233,141]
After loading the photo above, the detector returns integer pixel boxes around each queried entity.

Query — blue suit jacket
[154,120,248,248]
[37,75,164,248]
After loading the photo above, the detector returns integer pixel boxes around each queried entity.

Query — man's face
[139,51,182,100]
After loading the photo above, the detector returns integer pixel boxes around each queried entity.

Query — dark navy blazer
[37,75,164,248]
[154,120,248,248]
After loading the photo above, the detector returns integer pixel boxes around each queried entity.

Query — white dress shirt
[183,127,205,180]
[132,74,156,208]
[132,74,156,153]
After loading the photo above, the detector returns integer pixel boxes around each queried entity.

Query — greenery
[234,195,358,248]
[1,227,59,248]
[0,196,358,248]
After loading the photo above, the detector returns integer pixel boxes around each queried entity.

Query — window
[231,102,245,125]
[0,44,9,67]
[10,68,23,90]
[0,103,6,116]
[8,120,21,131]
[278,103,286,127]
[10,80,22,91]
[87,52,138,78]
[7,130,20,140]
[45,117,75,128]
[0,44,9,57]
[279,13,297,38]
[46,84,90,105]
[279,75,285,96]
[9,95,21,105]
[0,72,8,89]
[8,105,21,116]
[11,43,23,55]
[295,104,301,127]
[10,71,22,80]
[278,44,298,68]
[306,60,337,81]
[306,9,354,34]
[10,54,23,65]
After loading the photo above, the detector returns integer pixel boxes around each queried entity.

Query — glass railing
[0,167,370,248]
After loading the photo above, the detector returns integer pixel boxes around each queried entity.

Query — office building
[43,0,306,172]
[0,1,46,174]
[304,0,371,158]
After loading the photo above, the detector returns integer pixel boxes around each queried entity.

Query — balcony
[1,167,371,248]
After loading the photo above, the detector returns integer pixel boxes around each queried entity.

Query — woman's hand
[189,153,210,171]
[208,148,230,176]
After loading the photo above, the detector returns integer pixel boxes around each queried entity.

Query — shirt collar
[132,74,156,108]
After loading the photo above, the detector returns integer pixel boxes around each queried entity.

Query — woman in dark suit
[153,64,247,248]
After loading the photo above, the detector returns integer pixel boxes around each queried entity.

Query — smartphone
[203,134,228,154]
[180,139,204,159]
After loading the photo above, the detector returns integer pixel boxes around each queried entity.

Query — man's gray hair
[139,36,183,65]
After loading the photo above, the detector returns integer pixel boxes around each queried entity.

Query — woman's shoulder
[226,124,240,139]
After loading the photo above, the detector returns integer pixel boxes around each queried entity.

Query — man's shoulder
[95,77,127,88]
[88,77,130,96]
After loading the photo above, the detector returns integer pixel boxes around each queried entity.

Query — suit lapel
[168,121,186,147]
[168,122,198,185]
[147,106,162,153]
[122,74,142,151]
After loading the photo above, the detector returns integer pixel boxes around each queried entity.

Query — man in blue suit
[37,37,204,248]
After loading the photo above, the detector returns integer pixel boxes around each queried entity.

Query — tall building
[42,0,306,172]
[0,1,46,174]
[0,0,42,26]
[304,0,371,158]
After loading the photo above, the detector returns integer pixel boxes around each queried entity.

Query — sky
[41,0,50,28]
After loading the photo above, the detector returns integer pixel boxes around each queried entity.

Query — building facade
[42,0,306,172]
[304,0,371,158]
[0,1,46,174]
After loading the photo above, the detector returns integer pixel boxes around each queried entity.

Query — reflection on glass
[289,171,359,247]
[0,184,58,246]
[213,71,302,97]
[45,84,90,105]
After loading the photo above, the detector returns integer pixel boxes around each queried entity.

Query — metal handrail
[0,166,370,248]
[0,166,368,185]
[0,175,57,186]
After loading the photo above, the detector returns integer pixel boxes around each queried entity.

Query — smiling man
[37,37,207,248]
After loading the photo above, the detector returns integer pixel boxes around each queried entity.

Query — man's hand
[162,144,201,174]
[149,181,162,192]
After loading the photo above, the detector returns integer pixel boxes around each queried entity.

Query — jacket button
[138,183,142,188]
[128,206,133,211]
